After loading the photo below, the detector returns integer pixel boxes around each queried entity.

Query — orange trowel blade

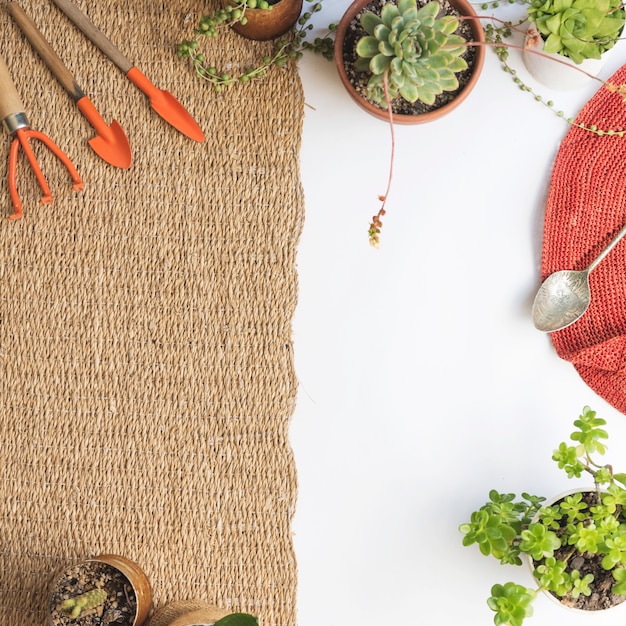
[127,67,204,143]
[76,96,132,169]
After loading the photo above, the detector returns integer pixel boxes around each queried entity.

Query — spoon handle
[588,223,626,273]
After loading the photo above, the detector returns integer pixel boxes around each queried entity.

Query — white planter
[526,488,626,614]
[523,26,605,90]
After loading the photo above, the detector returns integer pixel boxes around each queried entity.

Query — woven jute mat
[0,0,303,624]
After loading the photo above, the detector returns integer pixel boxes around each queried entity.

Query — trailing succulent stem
[368,74,396,248]
[60,588,107,619]
[460,406,626,626]
[177,0,334,91]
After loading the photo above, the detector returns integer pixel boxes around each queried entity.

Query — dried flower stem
[368,71,395,248]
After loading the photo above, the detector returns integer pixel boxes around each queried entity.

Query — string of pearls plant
[477,0,626,137]
[177,0,335,92]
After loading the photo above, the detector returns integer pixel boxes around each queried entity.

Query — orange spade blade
[127,67,204,143]
[76,96,132,169]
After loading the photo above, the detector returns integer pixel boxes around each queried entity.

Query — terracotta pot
[47,554,153,626]
[523,25,605,90]
[333,0,485,124]
[230,0,304,41]
[148,601,231,626]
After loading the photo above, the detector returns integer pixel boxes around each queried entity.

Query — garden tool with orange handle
[51,0,205,142]
[0,54,83,220]
[6,2,132,169]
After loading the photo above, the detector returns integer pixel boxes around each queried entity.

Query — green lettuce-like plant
[526,0,625,64]
[460,406,626,626]
[354,0,468,107]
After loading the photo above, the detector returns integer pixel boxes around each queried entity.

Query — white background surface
[290,2,626,625]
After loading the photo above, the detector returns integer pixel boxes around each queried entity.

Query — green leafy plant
[460,406,626,626]
[177,0,334,92]
[526,0,625,64]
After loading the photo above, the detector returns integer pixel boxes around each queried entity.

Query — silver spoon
[532,223,626,332]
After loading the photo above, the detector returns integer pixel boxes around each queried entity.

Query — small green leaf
[214,614,259,626]
[399,81,419,102]
[380,3,400,27]
[361,11,383,36]
[356,36,382,59]
[369,53,392,75]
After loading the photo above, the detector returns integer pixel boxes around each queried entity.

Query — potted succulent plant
[334,0,485,123]
[199,0,303,41]
[522,0,625,88]
[332,0,486,246]
[177,0,333,91]
[460,406,626,626]
[47,554,152,626]
[334,0,626,245]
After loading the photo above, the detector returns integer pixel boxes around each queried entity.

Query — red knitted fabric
[543,64,626,413]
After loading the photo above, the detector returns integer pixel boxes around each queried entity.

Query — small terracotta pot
[48,554,152,626]
[148,601,231,626]
[334,0,485,124]
[230,0,304,41]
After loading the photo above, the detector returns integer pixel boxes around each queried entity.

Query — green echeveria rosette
[527,0,626,64]
[354,0,468,107]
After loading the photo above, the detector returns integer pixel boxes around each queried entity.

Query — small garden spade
[7,2,133,169]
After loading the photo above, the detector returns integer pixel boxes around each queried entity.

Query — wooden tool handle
[51,0,133,73]
[6,2,85,101]
[0,54,25,120]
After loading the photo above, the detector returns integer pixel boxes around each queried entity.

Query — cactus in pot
[60,588,108,619]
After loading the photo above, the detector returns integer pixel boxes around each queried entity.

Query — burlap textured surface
[0,0,303,624]
[542,64,626,414]
[147,600,229,626]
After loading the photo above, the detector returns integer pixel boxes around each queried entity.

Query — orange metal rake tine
[0,53,83,220]
[7,127,84,220]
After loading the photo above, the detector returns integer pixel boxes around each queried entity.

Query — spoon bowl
[532,223,626,332]
[532,269,591,332]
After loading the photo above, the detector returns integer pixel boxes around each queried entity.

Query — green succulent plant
[460,406,626,626]
[354,0,469,107]
[527,0,625,64]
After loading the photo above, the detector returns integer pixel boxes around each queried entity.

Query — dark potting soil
[341,0,479,116]
[49,561,138,626]
[533,491,626,612]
